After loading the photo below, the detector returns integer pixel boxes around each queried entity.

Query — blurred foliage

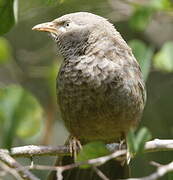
[46,61,60,103]
[150,0,173,10]
[153,42,173,72]
[127,127,152,156]
[129,39,153,80]
[0,37,12,64]
[0,85,43,149]
[0,0,173,179]
[0,0,17,35]
[129,0,173,31]
[129,6,154,31]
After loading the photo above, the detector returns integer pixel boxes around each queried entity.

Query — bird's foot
[68,136,82,160]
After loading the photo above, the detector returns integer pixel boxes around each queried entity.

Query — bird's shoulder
[57,33,144,92]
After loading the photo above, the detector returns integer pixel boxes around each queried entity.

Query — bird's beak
[32,22,57,34]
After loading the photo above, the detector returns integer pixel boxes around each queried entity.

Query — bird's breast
[57,55,145,142]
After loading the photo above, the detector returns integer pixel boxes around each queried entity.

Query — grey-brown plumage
[55,12,145,143]
[32,12,146,179]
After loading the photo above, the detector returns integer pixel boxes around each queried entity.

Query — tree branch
[19,149,126,171]
[0,160,23,180]
[16,149,126,180]
[0,139,173,180]
[14,150,173,180]
[0,151,39,180]
[123,161,173,180]
[0,145,70,157]
[93,166,110,180]
[144,139,173,152]
[0,139,172,158]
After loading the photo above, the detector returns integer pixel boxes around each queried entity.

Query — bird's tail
[47,155,130,180]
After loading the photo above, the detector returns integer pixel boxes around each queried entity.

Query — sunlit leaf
[129,39,153,80]
[129,6,154,31]
[153,42,173,72]
[0,37,12,64]
[0,85,43,148]
[0,0,17,35]
[76,141,110,168]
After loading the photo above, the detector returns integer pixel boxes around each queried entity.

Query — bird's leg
[119,139,125,150]
[68,136,82,160]
[117,139,127,166]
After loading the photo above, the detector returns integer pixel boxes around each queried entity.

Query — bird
[32,12,146,180]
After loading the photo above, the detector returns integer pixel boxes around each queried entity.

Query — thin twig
[123,161,173,180]
[56,168,63,180]
[150,161,162,167]
[15,156,173,180]
[93,166,110,180]
[0,160,23,180]
[62,149,127,171]
[15,150,125,180]
[0,139,173,180]
[17,150,126,172]
[0,151,39,180]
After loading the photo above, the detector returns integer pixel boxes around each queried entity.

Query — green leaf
[0,0,17,35]
[127,127,152,155]
[135,127,152,154]
[0,37,12,64]
[127,129,137,155]
[129,6,154,31]
[0,85,43,148]
[129,39,153,80]
[153,42,173,72]
[76,141,110,168]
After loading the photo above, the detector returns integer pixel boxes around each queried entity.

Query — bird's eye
[64,22,70,27]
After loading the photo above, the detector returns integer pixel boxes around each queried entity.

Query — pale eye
[64,22,70,28]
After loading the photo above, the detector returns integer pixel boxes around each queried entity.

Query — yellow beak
[32,22,57,34]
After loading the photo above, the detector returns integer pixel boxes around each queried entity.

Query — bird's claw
[69,136,82,160]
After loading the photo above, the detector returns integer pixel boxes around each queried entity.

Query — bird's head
[32,12,115,58]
